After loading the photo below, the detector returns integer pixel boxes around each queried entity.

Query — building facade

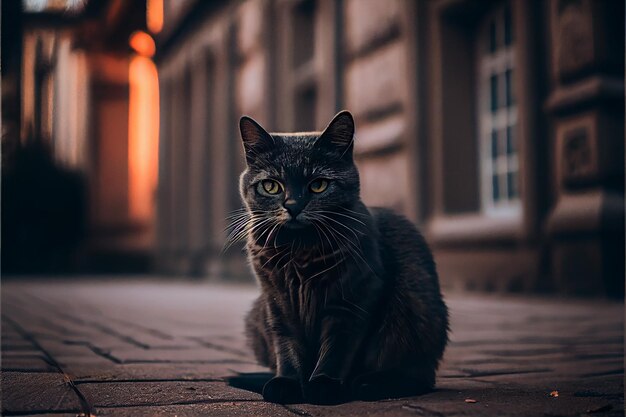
[155,0,624,296]
[2,0,158,273]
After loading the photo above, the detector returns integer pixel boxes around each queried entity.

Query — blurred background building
[3,0,158,272]
[2,0,624,297]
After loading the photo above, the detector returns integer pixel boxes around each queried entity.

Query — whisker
[338,277,369,319]
[260,246,290,268]
[223,213,262,233]
[311,217,348,264]
[270,249,292,273]
[247,218,278,247]
[317,218,379,279]
[223,215,275,252]
[261,221,283,252]
[315,216,362,253]
[316,210,367,226]
[307,219,330,263]
[312,212,363,242]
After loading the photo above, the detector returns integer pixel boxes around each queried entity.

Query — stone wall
[344,0,410,213]
[154,0,624,296]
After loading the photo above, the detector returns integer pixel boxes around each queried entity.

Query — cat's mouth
[283,218,308,229]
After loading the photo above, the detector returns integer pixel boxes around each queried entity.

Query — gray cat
[234,111,448,404]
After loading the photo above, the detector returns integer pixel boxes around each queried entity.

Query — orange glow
[129,31,155,57]
[147,0,164,34]
[128,55,159,223]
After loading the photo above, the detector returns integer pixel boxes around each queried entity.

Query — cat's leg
[245,298,275,369]
[350,368,435,401]
[246,298,303,403]
[262,337,305,404]
[304,310,370,404]
[304,272,383,405]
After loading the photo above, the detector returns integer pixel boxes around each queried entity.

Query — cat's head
[238,111,360,243]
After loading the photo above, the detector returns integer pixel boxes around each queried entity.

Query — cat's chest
[255,247,344,285]
[278,262,334,339]
[253,247,344,324]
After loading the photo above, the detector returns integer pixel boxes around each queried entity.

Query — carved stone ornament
[553,0,595,80]
[558,115,598,188]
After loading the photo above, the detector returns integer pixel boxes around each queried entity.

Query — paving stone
[400,380,622,417]
[94,401,292,417]
[79,381,262,407]
[69,363,269,382]
[2,338,35,350]
[80,326,196,350]
[2,349,44,357]
[1,354,57,372]
[458,363,554,378]
[61,331,140,350]
[8,414,77,417]
[1,372,83,414]
[190,336,253,358]
[436,377,495,390]
[1,324,24,338]
[1,280,622,416]
[55,354,119,369]
[104,346,252,364]
[37,339,103,357]
[289,390,616,417]
[550,358,624,378]
[289,400,425,417]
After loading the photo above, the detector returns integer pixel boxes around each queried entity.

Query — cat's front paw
[305,374,346,405]
[262,376,303,404]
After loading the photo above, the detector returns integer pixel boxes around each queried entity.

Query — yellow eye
[310,179,329,193]
[259,180,282,195]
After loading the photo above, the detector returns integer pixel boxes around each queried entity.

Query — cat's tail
[226,372,274,394]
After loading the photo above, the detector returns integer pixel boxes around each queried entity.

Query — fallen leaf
[549,390,559,398]
[465,398,477,403]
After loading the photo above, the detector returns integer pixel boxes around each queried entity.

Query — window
[477,1,519,214]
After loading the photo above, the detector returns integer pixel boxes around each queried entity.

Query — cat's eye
[309,179,329,194]
[258,179,282,195]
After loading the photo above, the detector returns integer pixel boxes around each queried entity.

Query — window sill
[425,212,523,247]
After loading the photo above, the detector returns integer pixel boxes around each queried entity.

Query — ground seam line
[4,316,96,416]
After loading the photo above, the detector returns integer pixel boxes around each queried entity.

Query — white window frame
[476,1,521,217]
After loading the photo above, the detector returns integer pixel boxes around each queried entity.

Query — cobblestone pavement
[1,279,623,416]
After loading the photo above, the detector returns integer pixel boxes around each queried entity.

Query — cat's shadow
[226,372,438,404]
[226,371,274,395]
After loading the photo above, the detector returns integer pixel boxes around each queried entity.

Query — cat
[234,110,448,405]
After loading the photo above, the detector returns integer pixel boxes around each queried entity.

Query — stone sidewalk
[1,279,623,416]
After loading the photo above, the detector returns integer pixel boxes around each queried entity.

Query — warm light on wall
[128,49,159,223]
[129,31,156,57]
[147,0,164,34]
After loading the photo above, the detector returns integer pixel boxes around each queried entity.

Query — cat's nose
[283,199,303,218]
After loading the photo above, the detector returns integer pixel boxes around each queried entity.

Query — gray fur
[234,111,448,404]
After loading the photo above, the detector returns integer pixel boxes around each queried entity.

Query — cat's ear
[315,110,355,158]
[239,116,274,164]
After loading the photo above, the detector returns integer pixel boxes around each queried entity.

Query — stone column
[545,0,624,296]
[187,56,211,276]
[155,75,172,272]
